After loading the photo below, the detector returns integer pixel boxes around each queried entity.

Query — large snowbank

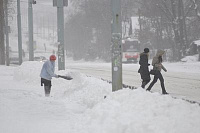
[1,61,200,133]
[79,89,200,133]
[14,61,43,83]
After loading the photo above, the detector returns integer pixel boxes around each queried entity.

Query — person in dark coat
[138,48,151,88]
[146,49,168,94]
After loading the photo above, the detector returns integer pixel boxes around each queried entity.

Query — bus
[122,38,140,63]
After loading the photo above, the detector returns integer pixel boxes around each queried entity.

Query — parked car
[34,56,47,62]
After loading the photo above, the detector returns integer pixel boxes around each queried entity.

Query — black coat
[138,53,150,80]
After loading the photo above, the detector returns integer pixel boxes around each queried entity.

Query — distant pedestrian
[146,50,168,94]
[40,55,58,97]
[138,48,151,88]
[44,43,46,52]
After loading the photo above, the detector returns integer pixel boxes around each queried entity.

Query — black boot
[141,79,150,89]
[162,91,169,95]
[141,81,146,88]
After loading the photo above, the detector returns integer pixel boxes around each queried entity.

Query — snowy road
[66,60,200,103]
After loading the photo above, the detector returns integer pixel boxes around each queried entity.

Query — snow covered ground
[1,60,200,133]
[65,57,200,103]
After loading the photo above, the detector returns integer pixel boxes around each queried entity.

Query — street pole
[5,0,10,66]
[28,0,36,61]
[17,0,23,65]
[53,15,55,43]
[53,0,67,70]
[111,0,122,91]
[43,15,45,39]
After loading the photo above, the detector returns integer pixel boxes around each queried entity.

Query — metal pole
[48,16,50,40]
[111,0,122,91]
[5,0,10,66]
[28,0,34,61]
[53,15,55,43]
[43,15,45,39]
[57,0,65,70]
[17,0,23,65]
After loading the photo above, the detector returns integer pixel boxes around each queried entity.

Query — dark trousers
[44,86,51,97]
[41,78,52,97]
[147,71,167,93]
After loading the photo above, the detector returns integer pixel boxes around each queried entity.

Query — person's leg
[146,76,158,91]
[43,79,52,97]
[44,85,51,97]
[141,80,146,88]
[44,86,50,97]
[158,73,168,94]
[141,79,150,88]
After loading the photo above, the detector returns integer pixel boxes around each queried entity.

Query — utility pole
[111,0,122,91]
[48,16,50,40]
[43,15,45,39]
[5,0,10,66]
[0,0,5,65]
[53,15,55,43]
[17,0,23,65]
[53,0,68,70]
[28,0,36,61]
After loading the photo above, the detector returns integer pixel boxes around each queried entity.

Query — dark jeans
[44,86,51,97]
[41,78,52,97]
[147,71,167,93]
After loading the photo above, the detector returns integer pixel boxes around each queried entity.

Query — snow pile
[181,54,199,62]
[75,89,200,133]
[13,61,43,84]
[64,76,111,109]
[13,61,112,108]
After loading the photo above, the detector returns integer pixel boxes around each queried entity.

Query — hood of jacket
[156,49,165,57]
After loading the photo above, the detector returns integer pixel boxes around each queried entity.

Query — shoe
[162,92,169,95]
[146,89,151,91]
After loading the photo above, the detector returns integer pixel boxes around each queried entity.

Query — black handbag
[149,70,157,75]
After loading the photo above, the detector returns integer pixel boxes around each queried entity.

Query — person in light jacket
[138,48,151,88]
[40,55,58,97]
[146,50,168,94]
